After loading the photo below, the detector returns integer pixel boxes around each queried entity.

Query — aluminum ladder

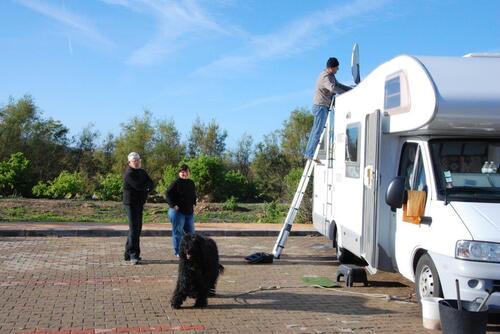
[272,105,333,259]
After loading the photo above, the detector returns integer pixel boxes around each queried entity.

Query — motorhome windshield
[429,139,500,203]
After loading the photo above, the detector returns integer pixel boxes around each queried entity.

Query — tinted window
[345,123,360,178]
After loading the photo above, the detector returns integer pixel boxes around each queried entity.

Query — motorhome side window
[385,76,401,109]
[384,72,410,114]
[345,123,360,178]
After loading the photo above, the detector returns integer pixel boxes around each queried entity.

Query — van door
[362,110,381,272]
[394,142,429,279]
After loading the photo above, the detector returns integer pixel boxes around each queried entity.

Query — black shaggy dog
[170,233,224,309]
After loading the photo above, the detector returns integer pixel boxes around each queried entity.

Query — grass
[0,198,308,224]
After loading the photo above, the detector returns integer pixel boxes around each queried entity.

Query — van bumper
[431,251,500,312]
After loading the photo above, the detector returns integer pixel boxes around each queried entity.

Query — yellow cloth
[403,190,427,224]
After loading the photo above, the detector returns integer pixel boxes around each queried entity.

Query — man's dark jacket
[123,166,154,206]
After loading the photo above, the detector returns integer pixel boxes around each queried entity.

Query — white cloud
[195,0,390,76]
[102,0,233,66]
[15,0,113,48]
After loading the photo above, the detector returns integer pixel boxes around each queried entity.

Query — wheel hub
[419,264,435,297]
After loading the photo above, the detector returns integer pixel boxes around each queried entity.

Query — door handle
[364,165,374,188]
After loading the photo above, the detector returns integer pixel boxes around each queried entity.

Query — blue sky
[1,0,499,148]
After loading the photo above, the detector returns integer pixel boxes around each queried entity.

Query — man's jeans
[124,204,143,260]
[304,104,330,159]
[168,208,195,256]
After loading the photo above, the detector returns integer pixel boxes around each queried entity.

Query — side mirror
[385,176,406,209]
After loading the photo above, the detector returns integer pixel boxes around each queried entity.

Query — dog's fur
[170,233,224,309]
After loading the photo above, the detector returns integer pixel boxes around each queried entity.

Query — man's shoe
[130,258,139,265]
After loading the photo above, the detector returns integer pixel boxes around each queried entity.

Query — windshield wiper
[442,186,499,204]
[447,186,497,194]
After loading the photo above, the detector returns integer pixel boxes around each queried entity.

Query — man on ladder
[304,56,352,164]
[246,55,354,263]
[271,56,352,260]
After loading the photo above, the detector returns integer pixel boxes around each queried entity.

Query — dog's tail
[219,264,225,275]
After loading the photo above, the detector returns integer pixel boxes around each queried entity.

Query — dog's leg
[170,288,187,309]
[194,292,208,308]
[170,271,188,309]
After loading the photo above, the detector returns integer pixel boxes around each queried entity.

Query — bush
[188,156,226,201]
[156,165,178,196]
[223,170,248,201]
[222,196,238,211]
[32,171,85,199]
[0,152,30,196]
[31,181,49,198]
[258,200,287,224]
[284,167,312,224]
[96,173,123,201]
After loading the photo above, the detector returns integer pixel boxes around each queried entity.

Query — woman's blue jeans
[304,104,330,158]
[168,208,195,255]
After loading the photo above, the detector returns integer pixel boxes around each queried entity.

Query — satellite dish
[351,43,360,84]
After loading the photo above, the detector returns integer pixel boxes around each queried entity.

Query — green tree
[113,112,186,183]
[149,119,185,181]
[281,108,313,168]
[74,123,100,178]
[93,133,115,176]
[0,96,37,159]
[0,152,30,196]
[232,133,254,177]
[187,117,227,158]
[0,95,70,184]
[113,110,155,174]
[251,132,290,201]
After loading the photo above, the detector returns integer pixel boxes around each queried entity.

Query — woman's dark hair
[179,164,190,172]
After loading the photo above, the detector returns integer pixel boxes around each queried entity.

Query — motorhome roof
[415,55,500,135]
[340,55,500,136]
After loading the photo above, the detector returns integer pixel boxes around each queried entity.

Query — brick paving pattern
[0,235,497,333]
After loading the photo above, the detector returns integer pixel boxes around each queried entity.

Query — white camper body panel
[312,54,500,310]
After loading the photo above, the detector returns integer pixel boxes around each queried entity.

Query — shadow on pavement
[366,280,408,288]
[219,255,338,266]
[201,291,394,315]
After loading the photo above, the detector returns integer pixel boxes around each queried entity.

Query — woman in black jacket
[123,152,154,265]
[166,164,197,257]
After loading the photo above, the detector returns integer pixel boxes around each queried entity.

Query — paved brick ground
[0,236,497,334]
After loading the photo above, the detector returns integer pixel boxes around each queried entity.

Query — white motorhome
[313,54,500,312]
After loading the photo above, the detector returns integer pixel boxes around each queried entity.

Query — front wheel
[415,253,443,301]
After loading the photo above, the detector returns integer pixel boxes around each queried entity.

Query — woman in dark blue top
[166,164,197,256]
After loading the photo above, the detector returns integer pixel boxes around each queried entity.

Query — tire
[334,228,345,263]
[415,253,443,301]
